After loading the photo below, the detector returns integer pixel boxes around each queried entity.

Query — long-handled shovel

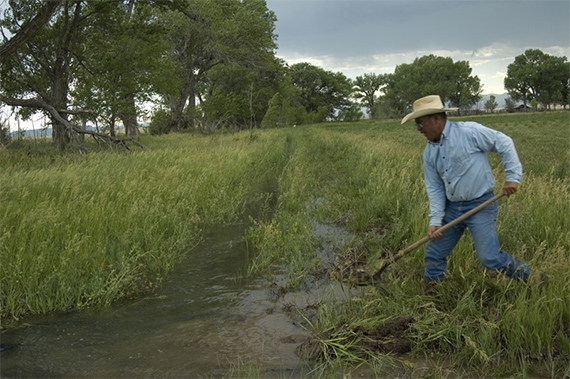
[369,192,505,280]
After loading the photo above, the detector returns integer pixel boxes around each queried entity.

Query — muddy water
[0,221,355,378]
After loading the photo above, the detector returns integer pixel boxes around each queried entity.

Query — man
[401,95,541,287]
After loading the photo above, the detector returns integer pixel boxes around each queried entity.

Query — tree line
[1,0,568,150]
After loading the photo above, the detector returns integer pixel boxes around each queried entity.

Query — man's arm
[474,124,523,184]
[423,149,446,241]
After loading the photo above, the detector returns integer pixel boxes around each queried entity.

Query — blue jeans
[424,192,531,282]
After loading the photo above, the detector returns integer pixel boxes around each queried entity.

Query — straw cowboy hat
[401,95,458,124]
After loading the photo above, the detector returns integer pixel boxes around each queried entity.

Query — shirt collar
[441,119,451,139]
[428,120,451,145]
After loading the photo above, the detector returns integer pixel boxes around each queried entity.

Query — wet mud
[330,221,395,285]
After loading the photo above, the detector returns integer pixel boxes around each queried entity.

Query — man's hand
[502,181,519,196]
[428,225,443,241]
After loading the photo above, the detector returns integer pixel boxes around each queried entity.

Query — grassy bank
[0,130,289,321]
[1,111,569,376]
[246,112,570,377]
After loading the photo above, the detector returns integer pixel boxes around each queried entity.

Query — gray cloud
[268,0,569,54]
[267,0,569,93]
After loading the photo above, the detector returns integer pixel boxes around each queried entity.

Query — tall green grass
[0,130,289,321]
[2,111,568,376]
[246,112,570,376]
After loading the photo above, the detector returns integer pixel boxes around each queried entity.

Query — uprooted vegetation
[296,316,415,362]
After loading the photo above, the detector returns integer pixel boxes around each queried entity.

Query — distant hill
[9,124,131,138]
[10,128,52,137]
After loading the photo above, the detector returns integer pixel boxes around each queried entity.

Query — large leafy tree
[72,1,175,137]
[384,55,482,116]
[446,60,482,111]
[0,0,89,149]
[289,62,353,122]
[353,73,388,118]
[260,66,303,128]
[504,49,568,109]
[161,0,277,132]
[0,0,171,149]
[200,55,283,130]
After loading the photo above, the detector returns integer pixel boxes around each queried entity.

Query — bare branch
[0,93,146,152]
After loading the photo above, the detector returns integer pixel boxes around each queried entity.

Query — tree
[384,55,482,117]
[261,68,304,128]
[335,102,363,122]
[0,0,62,61]
[0,0,280,146]
[0,0,151,150]
[0,0,89,150]
[72,1,175,137]
[504,49,568,110]
[161,0,278,132]
[353,73,388,118]
[200,56,283,130]
[505,97,516,113]
[484,95,498,113]
[537,54,569,108]
[446,60,483,112]
[289,62,353,122]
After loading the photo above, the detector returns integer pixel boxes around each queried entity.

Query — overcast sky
[266,0,570,94]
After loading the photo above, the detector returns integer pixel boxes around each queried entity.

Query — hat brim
[401,107,458,124]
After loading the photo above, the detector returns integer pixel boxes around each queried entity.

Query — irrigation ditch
[0,198,424,378]
[2,119,568,377]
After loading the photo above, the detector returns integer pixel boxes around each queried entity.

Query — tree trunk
[109,114,116,137]
[51,1,83,150]
[51,62,71,150]
[169,94,187,133]
[169,75,196,132]
[120,96,140,137]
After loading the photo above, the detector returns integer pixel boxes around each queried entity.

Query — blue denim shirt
[423,120,523,226]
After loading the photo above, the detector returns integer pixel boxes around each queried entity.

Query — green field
[1,111,569,377]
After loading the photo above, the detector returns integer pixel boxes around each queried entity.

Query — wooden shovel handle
[373,193,505,276]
